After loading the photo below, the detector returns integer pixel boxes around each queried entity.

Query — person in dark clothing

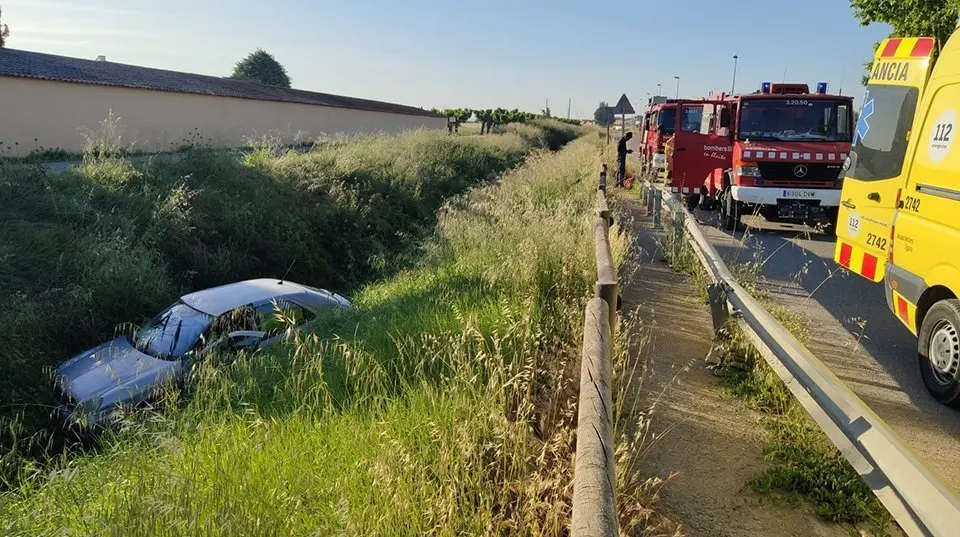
[616,131,633,187]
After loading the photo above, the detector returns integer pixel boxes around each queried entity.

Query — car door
[895,79,960,317]
[835,37,935,282]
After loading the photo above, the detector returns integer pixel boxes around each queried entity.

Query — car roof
[180,278,316,315]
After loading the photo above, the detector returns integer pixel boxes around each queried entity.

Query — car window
[210,306,260,339]
[255,300,315,336]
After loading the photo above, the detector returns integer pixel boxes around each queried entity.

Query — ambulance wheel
[721,191,742,231]
[685,194,700,211]
[918,299,960,407]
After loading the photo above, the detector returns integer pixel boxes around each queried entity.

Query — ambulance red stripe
[897,296,909,322]
[861,253,878,280]
[910,38,934,58]
[839,243,852,268]
[881,39,902,57]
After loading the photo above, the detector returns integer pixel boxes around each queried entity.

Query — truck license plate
[782,190,815,199]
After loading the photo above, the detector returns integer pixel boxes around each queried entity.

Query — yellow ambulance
[835,34,960,406]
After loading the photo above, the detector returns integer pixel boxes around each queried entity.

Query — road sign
[611,94,635,115]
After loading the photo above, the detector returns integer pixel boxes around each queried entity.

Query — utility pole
[567,97,571,120]
[657,83,662,97]
[782,68,787,82]
[674,76,680,99]
[731,55,739,94]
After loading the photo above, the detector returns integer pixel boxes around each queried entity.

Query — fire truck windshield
[738,98,852,142]
[657,108,677,134]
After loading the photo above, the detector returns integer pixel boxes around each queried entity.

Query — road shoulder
[617,192,848,537]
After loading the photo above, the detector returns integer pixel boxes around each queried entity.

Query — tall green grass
[0,122,580,453]
[0,133,650,534]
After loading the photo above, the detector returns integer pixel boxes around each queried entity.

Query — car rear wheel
[918,299,960,407]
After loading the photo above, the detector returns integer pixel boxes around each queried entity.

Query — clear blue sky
[3,0,891,118]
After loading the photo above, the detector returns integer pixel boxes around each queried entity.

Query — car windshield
[738,98,851,142]
[658,108,677,134]
[132,301,214,359]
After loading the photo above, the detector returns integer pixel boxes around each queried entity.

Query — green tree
[455,108,473,124]
[594,102,615,127]
[0,7,10,48]
[231,49,291,88]
[851,0,960,83]
[476,109,494,134]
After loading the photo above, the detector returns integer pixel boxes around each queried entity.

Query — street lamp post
[674,76,680,99]
[657,83,662,97]
[731,55,739,94]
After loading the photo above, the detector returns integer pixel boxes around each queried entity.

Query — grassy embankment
[0,119,575,442]
[651,197,891,531]
[1,123,669,534]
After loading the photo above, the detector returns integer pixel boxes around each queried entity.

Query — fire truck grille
[758,162,842,183]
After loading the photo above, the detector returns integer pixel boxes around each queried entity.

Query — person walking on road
[616,131,633,187]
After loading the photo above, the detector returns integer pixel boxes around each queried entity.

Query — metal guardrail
[644,182,960,537]
[570,169,620,537]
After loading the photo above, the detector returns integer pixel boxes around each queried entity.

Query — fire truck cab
[699,83,854,231]
[835,35,960,405]
[640,98,677,178]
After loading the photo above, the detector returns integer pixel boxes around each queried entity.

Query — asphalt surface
[690,210,960,490]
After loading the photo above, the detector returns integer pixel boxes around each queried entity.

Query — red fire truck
[639,97,677,178]
[688,82,854,230]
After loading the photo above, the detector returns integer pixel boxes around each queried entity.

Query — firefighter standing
[616,131,633,187]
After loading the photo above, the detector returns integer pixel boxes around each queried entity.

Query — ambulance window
[680,106,703,133]
[847,85,919,181]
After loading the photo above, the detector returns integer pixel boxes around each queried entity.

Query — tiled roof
[0,48,441,118]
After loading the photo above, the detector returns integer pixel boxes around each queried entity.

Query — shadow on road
[692,208,960,486]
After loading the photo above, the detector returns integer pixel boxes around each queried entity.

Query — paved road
[692,211,960,490]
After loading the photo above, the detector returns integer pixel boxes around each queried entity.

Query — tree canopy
[231,49,291,88]
[851,0,960,82]
[594,102,615,128]
[0,7,10,48]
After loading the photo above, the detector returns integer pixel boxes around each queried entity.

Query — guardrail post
[646,186,654,212]
[707,283,730,334]
[653,189,662,229]
[598,164,607,193]
[572,298,618,537]
[672,202,685,235]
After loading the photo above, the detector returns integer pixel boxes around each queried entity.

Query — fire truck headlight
[737,165,761,177]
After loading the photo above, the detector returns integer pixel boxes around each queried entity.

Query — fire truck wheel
[918,299,960,407]
[721,191,741,231]
[685,194,700,211]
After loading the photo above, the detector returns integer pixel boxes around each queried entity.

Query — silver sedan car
[53,278,349,430]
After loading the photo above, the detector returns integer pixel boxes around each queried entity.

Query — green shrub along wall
[0,122,581,445]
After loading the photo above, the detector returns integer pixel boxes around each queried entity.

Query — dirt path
[617,194,848,537]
